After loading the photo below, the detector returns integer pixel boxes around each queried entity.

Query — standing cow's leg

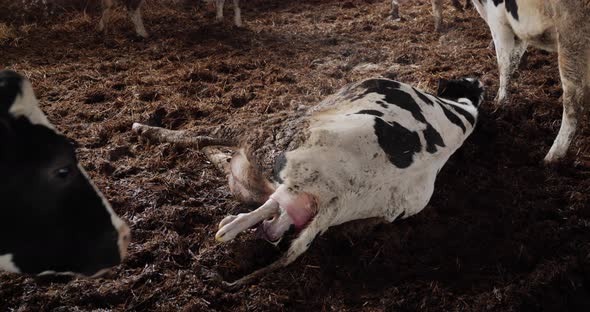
[216,0,225,22]
[432,0,444,31]
[390,0,400,21]
[128,0,148,38]
[232,0,242,27]
[99,0,114,35]
[543,27,589,163]
[489,23,527,105]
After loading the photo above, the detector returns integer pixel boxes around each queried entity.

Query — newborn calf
[133,77,484,286]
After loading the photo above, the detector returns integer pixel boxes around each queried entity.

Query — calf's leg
[216,198,280,242]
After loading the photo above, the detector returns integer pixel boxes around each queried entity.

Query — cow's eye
[56,166,71,179]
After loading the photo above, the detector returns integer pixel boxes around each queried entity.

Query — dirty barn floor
[1,0,590,311]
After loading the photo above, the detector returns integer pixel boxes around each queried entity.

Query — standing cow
[471,0,590,163]
[133,76,484,286]
[0,70,130,276]
[391,0,472,31]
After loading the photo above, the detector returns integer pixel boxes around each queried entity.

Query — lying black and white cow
[472,0,590,163]
[0,70,130,276]
[133,76,484,286]
[390,0,472,31]
[99,0,243,38]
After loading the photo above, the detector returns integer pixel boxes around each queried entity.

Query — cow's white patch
[8,79,54,129]
[77,164,128,256]
[0,254,21,273]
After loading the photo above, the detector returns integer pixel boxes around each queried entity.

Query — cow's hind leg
[223,211,330,287]
[543,23,589,163]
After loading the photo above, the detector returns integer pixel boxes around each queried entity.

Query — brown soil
[1,0,590,311]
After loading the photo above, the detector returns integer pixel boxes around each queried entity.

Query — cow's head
[0,70,130,276]
[437,77,485,108]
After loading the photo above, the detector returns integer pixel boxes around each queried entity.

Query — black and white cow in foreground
[99,0,243,38]
[0,71,130,276]
[472,0,590,163]
[390,0,472,31]
[133,77,484,286]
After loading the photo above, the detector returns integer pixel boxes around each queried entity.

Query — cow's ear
[437,78,450,96]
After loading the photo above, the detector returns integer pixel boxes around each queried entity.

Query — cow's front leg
[99,0,114,34]
[490,23,527,105]
[432,0,444,31]
[216,0,225,22]
[129,2,148,38]
[232,0,242,27]
[390,0,400,21]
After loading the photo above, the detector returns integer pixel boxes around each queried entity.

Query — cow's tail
[132,123,235,149]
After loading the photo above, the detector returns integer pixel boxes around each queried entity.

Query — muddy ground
[1,0,590,311]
